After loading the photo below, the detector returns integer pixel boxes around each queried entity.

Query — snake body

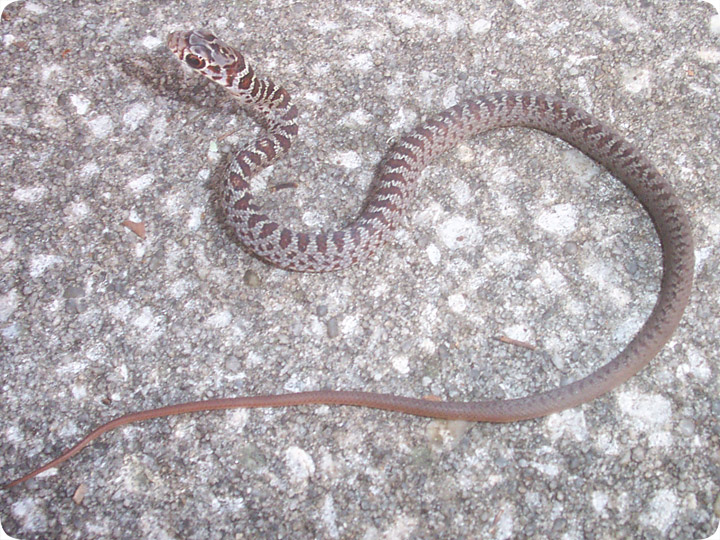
[4,30,694,489]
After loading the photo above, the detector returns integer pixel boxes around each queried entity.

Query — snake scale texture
[4,30,694,489]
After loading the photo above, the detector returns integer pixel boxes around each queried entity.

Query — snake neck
[220,53,298,142]
[222,62,299,182]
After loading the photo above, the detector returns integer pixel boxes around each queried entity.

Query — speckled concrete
[1,1,719,538]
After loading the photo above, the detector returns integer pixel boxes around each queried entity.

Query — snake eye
[185,54,205,69]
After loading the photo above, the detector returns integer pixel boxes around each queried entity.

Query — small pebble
[65,299,87,314]
[711,399,720,417]
[678,418,695,437]
[224,356,241,372]
[64,285,85,298]
[437,344,451,362]
[552,518,566,533]
[326,317,339,338]
[243,269,261,287]
[562,242,578,256]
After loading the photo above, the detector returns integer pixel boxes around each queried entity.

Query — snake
[4,30,694,489]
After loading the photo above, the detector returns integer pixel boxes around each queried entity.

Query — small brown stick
[495,335,537,351]
[269,182,299,192]
[217,127,241,141]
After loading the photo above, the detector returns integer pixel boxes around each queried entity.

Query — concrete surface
[1,0,718,538]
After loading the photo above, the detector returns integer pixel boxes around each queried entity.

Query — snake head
[167,30,245,84]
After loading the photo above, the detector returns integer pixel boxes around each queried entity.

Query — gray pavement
[1,0,718,538]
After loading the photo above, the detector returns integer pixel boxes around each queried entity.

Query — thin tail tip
[3,466,57,490]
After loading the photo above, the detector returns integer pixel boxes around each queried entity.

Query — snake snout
[166,30,191,55]
[189,29,218,43]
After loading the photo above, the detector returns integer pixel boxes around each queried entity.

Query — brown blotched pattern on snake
[3,30,694,489]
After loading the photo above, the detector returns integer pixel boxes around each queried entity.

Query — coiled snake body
[5,30,694,488]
